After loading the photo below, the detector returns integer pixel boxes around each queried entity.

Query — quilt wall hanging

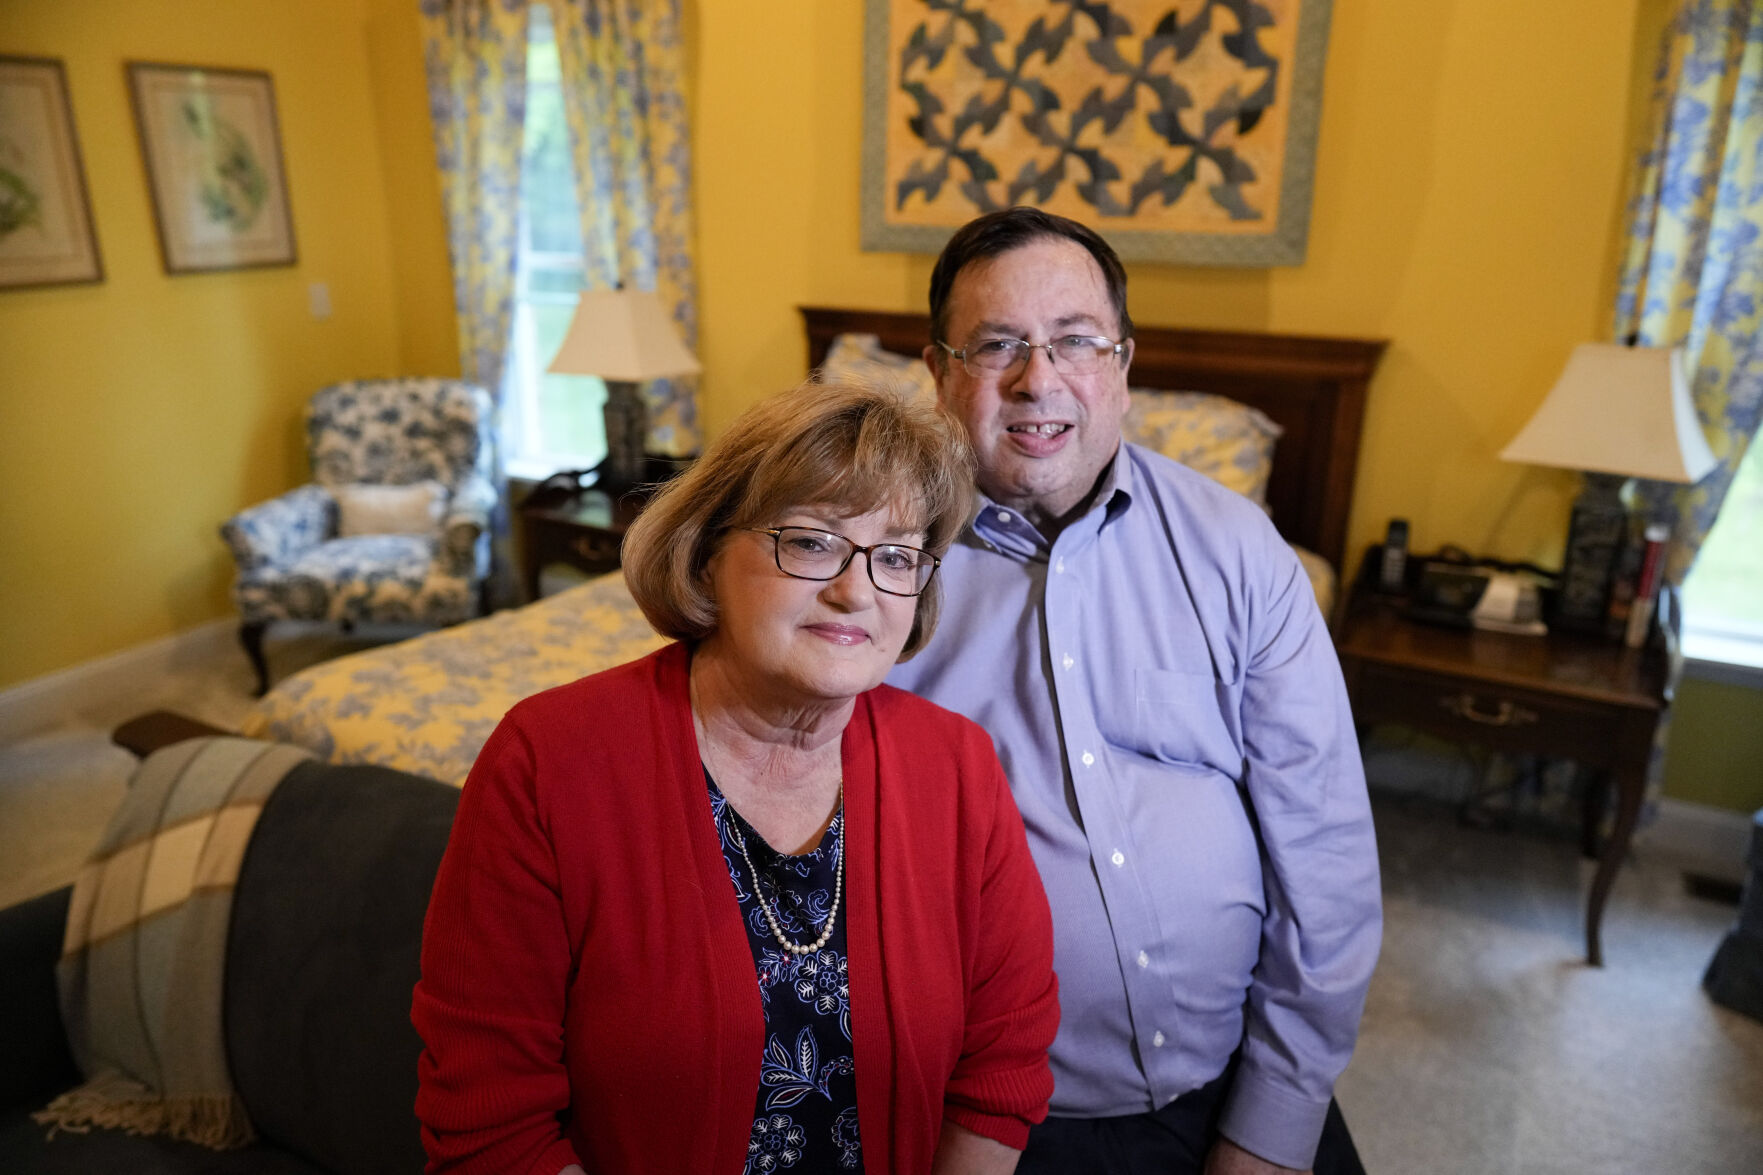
[861,0,1333,265]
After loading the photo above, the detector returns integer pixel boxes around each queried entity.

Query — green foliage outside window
[1684,435,1763,641]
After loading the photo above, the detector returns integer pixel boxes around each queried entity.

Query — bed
[241,307,1386,784]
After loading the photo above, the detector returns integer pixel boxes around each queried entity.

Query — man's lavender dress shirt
[888,444,1382,1169]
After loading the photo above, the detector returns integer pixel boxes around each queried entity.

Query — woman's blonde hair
[622,377,973,660]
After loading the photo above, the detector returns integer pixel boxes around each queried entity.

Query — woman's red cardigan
[413,642,1059,1174]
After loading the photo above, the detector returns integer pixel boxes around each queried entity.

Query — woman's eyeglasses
[744,527,940,597]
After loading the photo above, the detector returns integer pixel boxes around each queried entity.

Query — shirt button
[996,510,1013,523]
[1081,751,1095,767]
[1137,950,1150,968]
[1110,849,1125,867]
[1152,1031,1166,1048]
[1062,653,1074,670]
[1055,557,1066,573]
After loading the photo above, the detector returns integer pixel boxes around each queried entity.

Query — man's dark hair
[927,206,1133,349]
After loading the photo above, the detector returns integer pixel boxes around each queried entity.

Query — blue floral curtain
[420,0,530,607]
[420,0,531,397]
[547,0,701,457]
[1614,0,1763,788]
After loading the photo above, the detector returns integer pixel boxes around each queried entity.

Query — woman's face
[701,503,927,712]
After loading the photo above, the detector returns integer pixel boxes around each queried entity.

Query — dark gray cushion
[225,760,459,1175]
[0,887,79,1109]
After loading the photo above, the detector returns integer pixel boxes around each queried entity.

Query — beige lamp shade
[546,288,701,381]
[1500,343,1717,484]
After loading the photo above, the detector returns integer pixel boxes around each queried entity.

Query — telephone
[1360,528,1554,635]
[522,466,602,510]
[1406,564,1547,634]
[1378,518,1409,593]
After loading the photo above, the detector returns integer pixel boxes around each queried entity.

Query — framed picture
[861,0,1334,266]
[0,55,103,290]
[126,61,296,274]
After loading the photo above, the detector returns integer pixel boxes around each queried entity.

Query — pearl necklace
[730,781,844,957]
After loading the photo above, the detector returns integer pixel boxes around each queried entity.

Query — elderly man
[888,207,1381,1175]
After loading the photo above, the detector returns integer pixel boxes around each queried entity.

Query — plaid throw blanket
[34,736,312,1148]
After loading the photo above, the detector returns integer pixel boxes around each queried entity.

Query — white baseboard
[0,619,237,746]
[1640,798,1757,882]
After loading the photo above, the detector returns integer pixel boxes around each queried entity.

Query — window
[1682,432,1763,673]
[503,4,604,481]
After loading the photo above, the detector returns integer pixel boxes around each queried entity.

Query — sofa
[0,721,460,1174]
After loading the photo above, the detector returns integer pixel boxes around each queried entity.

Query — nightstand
[516,459,693,601]
[1335,590,1669,965]
[516,485,650,602]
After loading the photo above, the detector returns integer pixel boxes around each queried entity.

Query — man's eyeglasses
[937,335,1126,377]
[743,527,940,597]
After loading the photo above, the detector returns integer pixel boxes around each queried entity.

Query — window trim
[1682,627,1763,686]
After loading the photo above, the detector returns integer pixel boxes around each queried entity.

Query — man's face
[926,237,1133,530]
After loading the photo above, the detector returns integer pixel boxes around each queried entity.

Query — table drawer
[1349,662,1625,767]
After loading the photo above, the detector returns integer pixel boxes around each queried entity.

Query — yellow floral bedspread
[244,551,1336,786]
[240,573,668,785]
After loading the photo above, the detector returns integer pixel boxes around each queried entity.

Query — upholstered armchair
[220,379,497,695]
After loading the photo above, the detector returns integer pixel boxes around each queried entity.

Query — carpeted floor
[1,632,1759,1173]
[1345,796,1763,1173]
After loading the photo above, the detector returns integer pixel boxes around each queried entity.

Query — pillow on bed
[1123,390,1282,508]
[334,480,448,537]
[820,333,937,401]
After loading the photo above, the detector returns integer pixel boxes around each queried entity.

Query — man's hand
[1203,1136,1310,1175]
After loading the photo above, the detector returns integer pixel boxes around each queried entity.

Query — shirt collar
[967,444,1138,556]
[1096,444,1135,526]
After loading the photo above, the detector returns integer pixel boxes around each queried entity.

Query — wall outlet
[308,282,332,320]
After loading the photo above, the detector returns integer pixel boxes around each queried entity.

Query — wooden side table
[1335,592,1669,965]
[516,486,650,602]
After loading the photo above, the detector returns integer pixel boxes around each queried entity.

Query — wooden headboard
[801,306,1386,571]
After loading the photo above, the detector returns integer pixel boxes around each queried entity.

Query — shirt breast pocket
[1103,667,1241,776]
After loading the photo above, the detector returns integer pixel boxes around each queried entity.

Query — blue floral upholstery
[221,484,337,573]
[219,380,497,688]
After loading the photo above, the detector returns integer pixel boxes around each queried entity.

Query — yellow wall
[1664,676,1763,812]
[0,0,448,689]
[363,0,460,380]
[0,0,1681,665]
[691,0,1760,814]
[0,0,1661,689]
[6,0,1755,815]
[692,0,1650,573]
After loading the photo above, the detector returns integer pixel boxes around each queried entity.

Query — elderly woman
[413,379,1059,1175]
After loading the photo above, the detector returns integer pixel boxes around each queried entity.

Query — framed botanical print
[0,55,103,290]
[861,0,1335,265]
[126,61,296,274]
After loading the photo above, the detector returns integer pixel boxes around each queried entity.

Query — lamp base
[1553,472,1630,633]
[601,380,648,491]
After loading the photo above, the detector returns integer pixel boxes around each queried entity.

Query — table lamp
[546,288,701,490]
[1500,342,1716,631]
